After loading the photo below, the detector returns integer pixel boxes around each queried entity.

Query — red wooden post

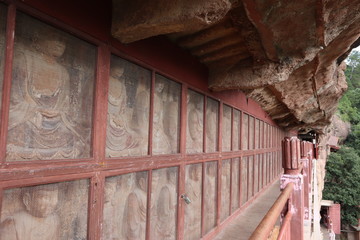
[300,141,311,220]
[300,145,310,221]
[307,142,313,186]
[282,137,301,174]
[328,203,341,235]
[281,137,304,240]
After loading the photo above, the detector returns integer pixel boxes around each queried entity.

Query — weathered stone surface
[112,0,232,43]
[326,115,350,144]
[209,0,359,133]
[111,0,360,133]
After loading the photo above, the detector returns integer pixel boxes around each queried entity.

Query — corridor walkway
[215,180,281,240]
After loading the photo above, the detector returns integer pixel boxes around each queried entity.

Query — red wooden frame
[0,1,286,239]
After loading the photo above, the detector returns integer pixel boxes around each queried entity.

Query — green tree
[323,49,360,227]
[345,50,360,89]
[337,94,360,123]
[323,148,360,226]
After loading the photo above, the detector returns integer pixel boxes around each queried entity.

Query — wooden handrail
[278,210,293,239]
[249,182,294,240]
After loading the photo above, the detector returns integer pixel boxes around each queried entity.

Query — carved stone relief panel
[268,153,271,181]
[258,154,263,190]
[276,128,281,144]
[231,158,240,213]
[254,155,259,194]
[270,125,273,148]
[265,123,270,148]
[268,125,272,148]
[222,105,231,152]
[274,128,276,147]
[103,171,148,240]
[271,152,275,180]
[267,153,271,184]
[220,159,230,222]
[269,153,272,181]
[273,152,276,180]
[232,110,240,151]
[274,152,277,176]
[249,116,255,150]
[0,180,89,240]
[279,130,282,146]
[276,151,279,176]
[272,152,275,180]
[242,114,248,150]
[260,121,264,149]
[269,125,274,148]
[255,119,260,149]
[278,150,282,173]
[184,163,202,240]
[248,155,254,199]
[270,152,273,180]
[204,161,217,234]
[266,153,268,186]
[205,97,218,153]
[263,124,266,149]
[0,3,6,107]
[150,167,178,240]
[268,124,271,148]
[153,75,180,155]
[263,153,268,185]
[279,150,282,172]
[269,126,272,148]
[186,90,204,154]
[271,152,276,180]
[275,152,278,176]
[6,12,96,161]
[271,153,274,179]
[264,124,268,148]
[275,151,280,174]
[269,152,272,181]
[240,157,248,205]
[106,55,151,157]
[272,126,275,147]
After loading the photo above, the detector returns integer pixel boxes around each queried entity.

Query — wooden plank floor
[214,180,281,240]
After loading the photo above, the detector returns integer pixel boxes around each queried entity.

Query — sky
[344,46,359,64]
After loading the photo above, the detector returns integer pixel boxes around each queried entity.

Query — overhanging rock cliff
[111,0,360,133]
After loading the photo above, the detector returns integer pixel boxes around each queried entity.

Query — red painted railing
[249,137,314,240]
[249,182,294,240]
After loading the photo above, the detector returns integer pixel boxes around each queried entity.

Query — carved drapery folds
[106,56,151,157]
[184,163,202,240]
[6,12,95,161]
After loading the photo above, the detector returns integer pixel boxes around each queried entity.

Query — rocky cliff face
[316,114,350,209]
[111,0,360,134]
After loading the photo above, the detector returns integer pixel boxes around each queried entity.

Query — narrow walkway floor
[320,225,331,240]
[214,180,281,240]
